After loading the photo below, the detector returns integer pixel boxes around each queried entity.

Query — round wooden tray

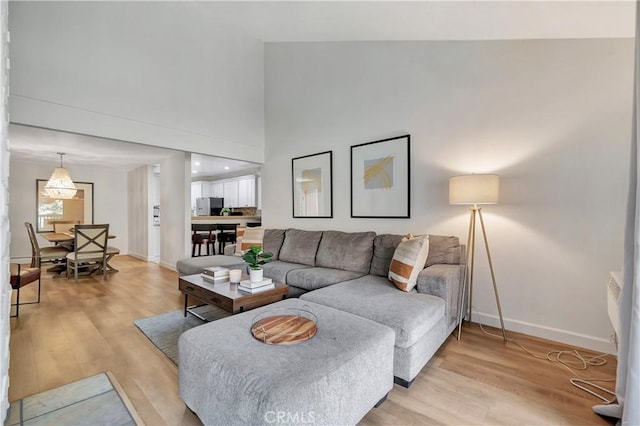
[251,313,318,345]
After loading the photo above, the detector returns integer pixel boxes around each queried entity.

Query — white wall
[264,39,634,352]
[159,153,190,271]
[1,1,10,420]
[127,165,150,260]
[8,1,265,163]
[9,160,128,258]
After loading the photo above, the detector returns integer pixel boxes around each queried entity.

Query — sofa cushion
[176,255,247,276]
[389,235,430,292]
[301,275,445,349]
[315,230,376,274]
[286,267,367,291]
[278,229,323,266]
[425,235,461,267]
[370,234,404,276]
[263,229,286,260]
[261,260,311,285]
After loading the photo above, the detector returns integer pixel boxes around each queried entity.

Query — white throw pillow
[235,227,264,256]
[388,234,430,292]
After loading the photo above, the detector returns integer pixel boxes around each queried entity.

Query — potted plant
[242,245,273,283]
[220,207,230,216]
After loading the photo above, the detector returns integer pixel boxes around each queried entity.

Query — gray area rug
[5,372,141,426]
[134,305,231,364]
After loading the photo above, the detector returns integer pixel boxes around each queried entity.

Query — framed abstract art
[292,151,333,218]
[350,135,410,218]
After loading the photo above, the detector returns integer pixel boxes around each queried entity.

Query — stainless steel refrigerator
[195,197,224,216]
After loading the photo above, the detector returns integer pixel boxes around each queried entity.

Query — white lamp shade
[449,174,499,205]
[44,167,77,199]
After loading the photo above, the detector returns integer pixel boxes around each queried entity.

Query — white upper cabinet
[191,181,204,210]
[195,175,257,208]
[210,182,224,198]
[223,180,239,208]
[237,177,256,207]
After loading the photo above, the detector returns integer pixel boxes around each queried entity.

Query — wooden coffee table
[178,273,288,320]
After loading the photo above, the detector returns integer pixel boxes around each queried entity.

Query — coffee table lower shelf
[179,274,288,320]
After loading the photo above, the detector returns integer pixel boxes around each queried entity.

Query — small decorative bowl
[250,306,318,345]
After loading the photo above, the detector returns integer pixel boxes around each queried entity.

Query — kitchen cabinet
[191,181,217,211]
[191,182,202,210]
[210,182,224,198]
[223,181,239,208]
[237,177,256,207]
[195,175,257,208]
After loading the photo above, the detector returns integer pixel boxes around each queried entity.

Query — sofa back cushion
[315,230,376,273]
[263,229,286,260]
[370,234,404,276]
[371,233,462,276]
[425,235,461,267]
[278,229,323,266]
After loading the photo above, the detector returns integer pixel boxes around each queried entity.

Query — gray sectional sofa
[176,228,464,387]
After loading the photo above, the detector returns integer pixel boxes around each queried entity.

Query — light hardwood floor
[9,256,616,425]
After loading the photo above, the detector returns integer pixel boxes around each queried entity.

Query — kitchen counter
[192,216,261,221]
[191,216,262,226]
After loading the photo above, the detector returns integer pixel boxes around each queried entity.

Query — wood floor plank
[9,255,617,425]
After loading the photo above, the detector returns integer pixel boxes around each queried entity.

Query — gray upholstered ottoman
[176,255,246,276]
[178,299,394,425]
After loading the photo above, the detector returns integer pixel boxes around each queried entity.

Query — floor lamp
[449,174,507,342]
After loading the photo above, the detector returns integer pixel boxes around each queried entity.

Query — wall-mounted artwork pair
[291,134,410,219]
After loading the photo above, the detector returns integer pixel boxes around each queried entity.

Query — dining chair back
[191,223,217,257]
[217,223,240,255]
[66,224,109,283]
[24,222,70,268]
[52,220,79,234]
[10,257,41,317]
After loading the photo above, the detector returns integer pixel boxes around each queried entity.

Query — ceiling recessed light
[192,170,197,173]
[195,162,200,166]
[224,166,230,170]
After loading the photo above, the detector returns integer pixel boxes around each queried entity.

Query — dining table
[42,231,119,276]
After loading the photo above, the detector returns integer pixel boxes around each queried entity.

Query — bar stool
[192,224,217,257]
[217,223,239,255]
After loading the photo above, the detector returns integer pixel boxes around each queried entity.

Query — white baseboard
[159,261,176,272]
[128,252,150,262]
[472,311,616,354]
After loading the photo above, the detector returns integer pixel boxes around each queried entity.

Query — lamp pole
[456,205,507,342]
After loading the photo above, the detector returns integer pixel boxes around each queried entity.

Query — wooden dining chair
[25,222,70,268]
[51,220,80,234]
[217,223,240,254]
[66,224,109,283]
[10,257,41,317]
[191,223,217,257]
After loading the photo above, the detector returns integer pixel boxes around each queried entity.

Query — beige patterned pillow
[233,226,246,256]
[388,234,430,292]
[235,227,264,256]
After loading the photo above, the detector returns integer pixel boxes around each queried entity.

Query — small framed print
[351,135,410,218]
[292,151,333,218]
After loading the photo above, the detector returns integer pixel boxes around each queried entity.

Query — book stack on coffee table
[201,267,229,283]
[238,278,274,293]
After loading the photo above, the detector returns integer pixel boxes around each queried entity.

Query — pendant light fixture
[44,152,77,199]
